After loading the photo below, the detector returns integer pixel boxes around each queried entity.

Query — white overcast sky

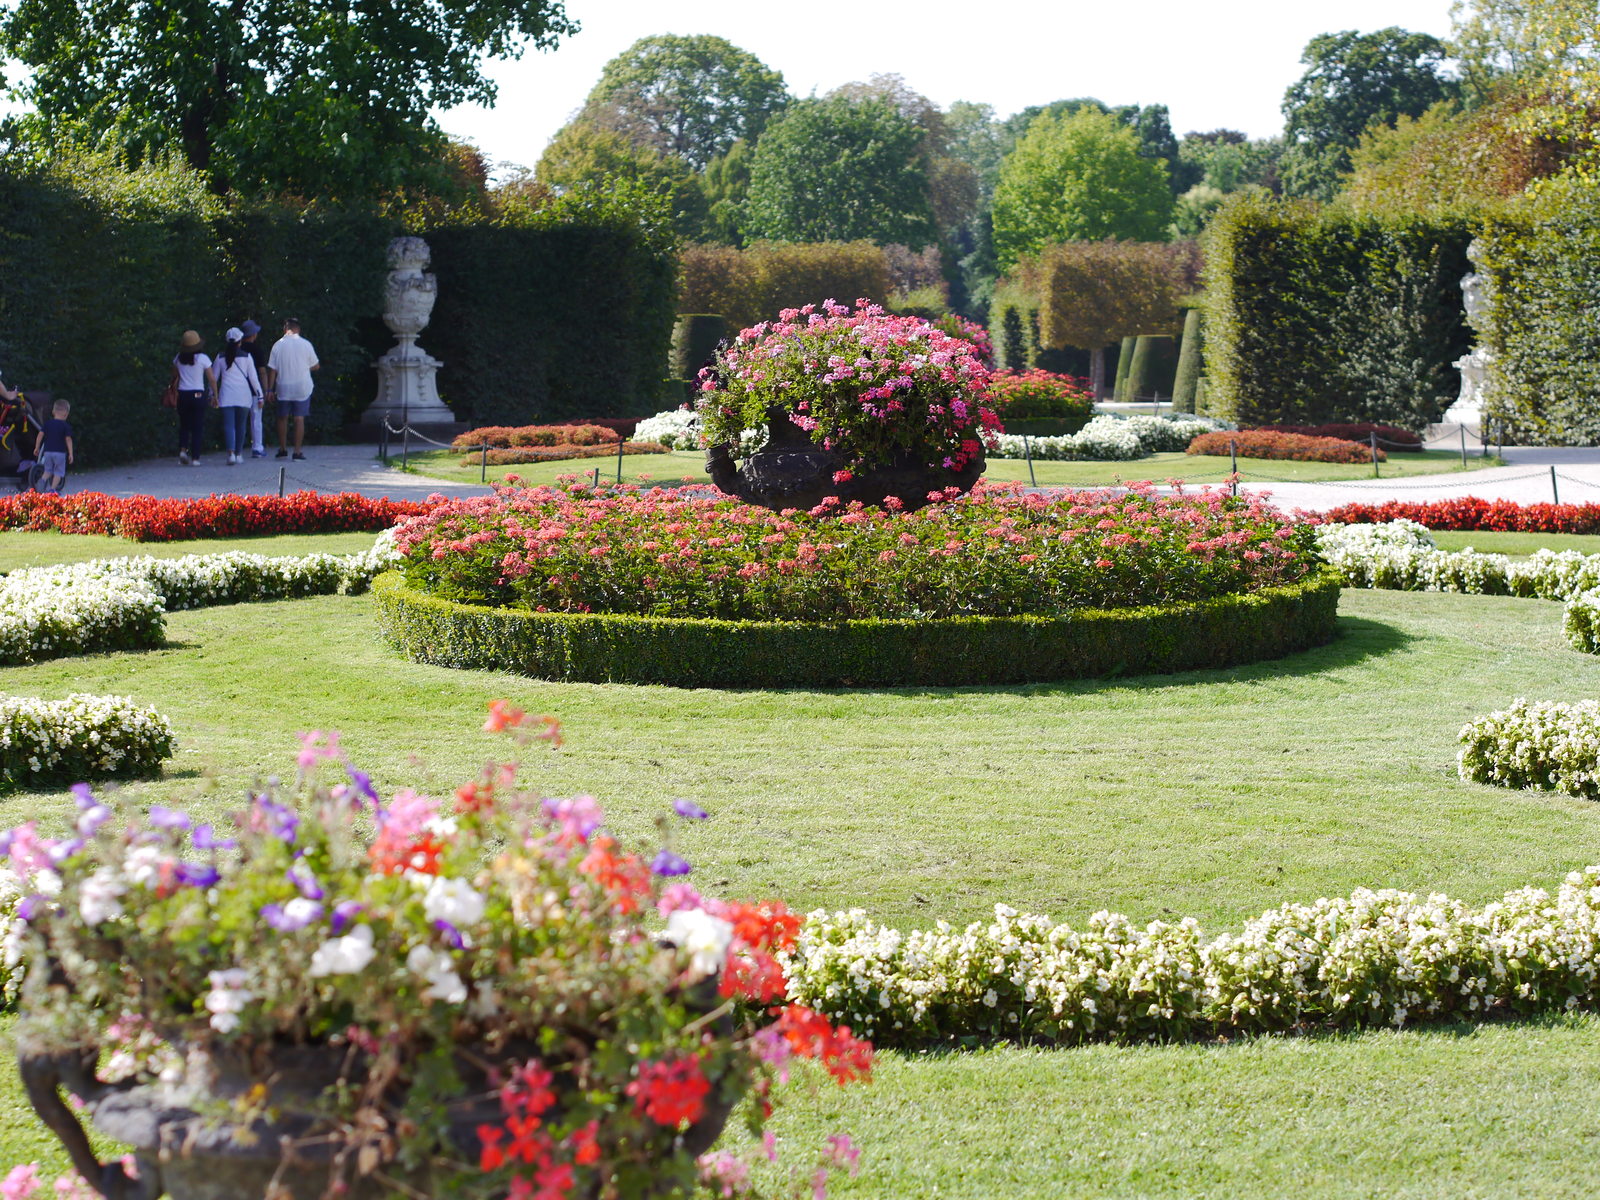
[438,0,1460,171]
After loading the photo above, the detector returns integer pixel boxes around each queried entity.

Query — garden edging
[371,569,1341,688]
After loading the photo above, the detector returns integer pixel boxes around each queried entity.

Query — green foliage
[742,96,937,249]
[1201,194,1475,428]
[1173,308,1204,412]
[580,34,789,171]
[669,315,728,381]
[1280,27,1459,200]
[0,0,575,199]
[1170,184,1228,237]
[700,139,754,245]
[535,121,709,240]
[1125,335,1181,401]
[677,241,891,330]
[992,108,1174,271]
[998,303,1029,371]
[423,181,680,426]
[1179,131,1287,194]
[372,569,1340,688]
[1449,0,1600,100]
[1477,174,1600,444]
[1113,336,1137,401]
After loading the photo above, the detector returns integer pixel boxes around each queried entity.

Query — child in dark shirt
[34,399,73,493]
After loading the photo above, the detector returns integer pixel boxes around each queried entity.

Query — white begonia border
[1458,698,1600,801]
[0,533,400,665]
[1315,520,1600,653]
[0,693,174,788]
[782,865,1600,1047]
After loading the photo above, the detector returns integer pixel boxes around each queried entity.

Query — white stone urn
[362,237,454,427]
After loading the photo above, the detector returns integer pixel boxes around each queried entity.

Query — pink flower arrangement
[698,299,1000,476]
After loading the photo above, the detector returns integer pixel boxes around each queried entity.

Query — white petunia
[309,925,376,978]
[422,877,484,927]
[406,944,467,1003]
[665,908,735,979]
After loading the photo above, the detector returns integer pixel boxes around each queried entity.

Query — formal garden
[5,0,1600,1194]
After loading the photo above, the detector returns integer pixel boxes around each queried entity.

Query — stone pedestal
[360,238,456,431]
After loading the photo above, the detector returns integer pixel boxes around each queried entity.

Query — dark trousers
[176,391,206,458]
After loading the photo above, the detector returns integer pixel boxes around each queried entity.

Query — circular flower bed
[374,483,1339,687]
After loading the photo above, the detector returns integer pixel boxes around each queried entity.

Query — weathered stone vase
[706,407,984,513]
[19,1032,733,1200]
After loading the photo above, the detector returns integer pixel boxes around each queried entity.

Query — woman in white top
[213,327,264,465]
[169,330,216,466]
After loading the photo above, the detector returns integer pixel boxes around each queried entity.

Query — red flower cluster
[1188,430,1383,464]
[1259,422,1421,450]
[0,490,429,542]
[464,442,668,467]
[578,835,651,914]
[368,829,445,877]
[1322,497,1600,533]
[771,1005,875,1085]
[453,424,622,450]
[626,1055,712,1128]
[478,1058,578,1200]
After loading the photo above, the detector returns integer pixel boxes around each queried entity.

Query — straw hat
[180,330,203,348]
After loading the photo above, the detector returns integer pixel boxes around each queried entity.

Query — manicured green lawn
[1431,529,1600,556]
[0,529,383,572]
[5,531,1600,1192]
[390,448,1505,490]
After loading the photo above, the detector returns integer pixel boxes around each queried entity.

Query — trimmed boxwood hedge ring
[371,570,1341,689]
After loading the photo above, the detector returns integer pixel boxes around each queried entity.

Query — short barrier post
[481,444,488,484]
[402,423,410,472]
[1229,438,1238,497]
[1552,465,1560,506]
[1459,424,1468,468]
[1024,435,1036,487]
[616,434,625,484]
[1370,431,1379,478]
[277,466,286,498]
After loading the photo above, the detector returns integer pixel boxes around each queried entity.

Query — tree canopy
[991,107,1173,270]
[535,121,707,239]
[1450,0,1599,98]
[741,96,936,249]
[0,0,577,199]
[1279,27,1458,199]
[581,34,788,171]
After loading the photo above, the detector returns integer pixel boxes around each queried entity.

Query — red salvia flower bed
[0,490,433,542]
[1322,497,1600,534]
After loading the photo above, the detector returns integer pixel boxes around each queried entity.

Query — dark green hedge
[0,158,677,463]
[371,569,1341,689]
[1202,195,1474,429]
[1477,176,1600,446]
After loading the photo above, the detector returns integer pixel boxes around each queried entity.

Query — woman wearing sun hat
[169,330,216,466]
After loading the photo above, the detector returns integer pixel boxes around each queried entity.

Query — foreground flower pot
[19,1035,734,1200]
[706,409,983,513]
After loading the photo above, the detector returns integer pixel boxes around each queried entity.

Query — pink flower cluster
[698,299,1000,475]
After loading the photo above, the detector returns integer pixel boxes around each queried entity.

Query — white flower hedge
[1316,520,1600,653]
[0,535,400,665]
[1459,699,1600,801]
[632,407,702,451]
[0,693,174,788]
[992,415,1229,463]
[783,866,1600,1047]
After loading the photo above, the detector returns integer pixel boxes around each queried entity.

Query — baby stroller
[0,390,56,492]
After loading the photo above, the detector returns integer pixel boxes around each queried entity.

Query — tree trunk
[1089,347,1106,398]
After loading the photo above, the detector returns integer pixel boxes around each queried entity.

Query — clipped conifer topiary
[1173,308,1203,413]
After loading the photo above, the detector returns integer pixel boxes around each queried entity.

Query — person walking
[215,327,264,465]
[267,317,318,460]
[32,397,73,493]
[170,330,216,466]
[239,319,271,458]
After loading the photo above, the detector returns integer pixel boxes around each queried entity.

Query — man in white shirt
[267,317,320,460]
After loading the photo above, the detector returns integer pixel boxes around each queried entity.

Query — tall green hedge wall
[1202,195,1475,430]
[1477,176,1600,446]
[0,158,677,463]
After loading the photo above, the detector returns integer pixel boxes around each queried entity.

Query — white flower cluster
[1314,520,1600,653]
[992,415,1229,463]
[0,693,175,788]
[1458,698,1600,800]
[784,866,1600,1046]
[0,571,166,665]
[633,407,703,450]
[0,535,401,665]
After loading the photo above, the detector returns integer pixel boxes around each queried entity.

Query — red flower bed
[452,424,621,450]
[1259,423,1422,451]
[461,442,670,467]
[1188,430,1382,464]
[984,369,1094,421]
[1322,497,1600,533]
[0,490,431,541]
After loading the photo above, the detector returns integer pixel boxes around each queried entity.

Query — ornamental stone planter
[706,407,983,513]
[19,1033,734,1200]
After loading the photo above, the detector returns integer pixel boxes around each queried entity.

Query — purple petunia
[331,900,366,935]
[76,804,112,839]
[70,783,96,810]
[147,805,193,831]
[433,919,467,950]
[650,850,693,877]
[672,799,709,821]
[192,824,236,851]
[345,766,379,805]
[175,863,221,889]
[287,863,325,901]
[254,797,299,843]
[261,899,323,932]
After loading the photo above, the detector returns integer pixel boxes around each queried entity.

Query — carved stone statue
[1442,239,1493,429]
[361,237,455,427]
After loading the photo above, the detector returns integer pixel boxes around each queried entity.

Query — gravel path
[50,444,1600,511]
